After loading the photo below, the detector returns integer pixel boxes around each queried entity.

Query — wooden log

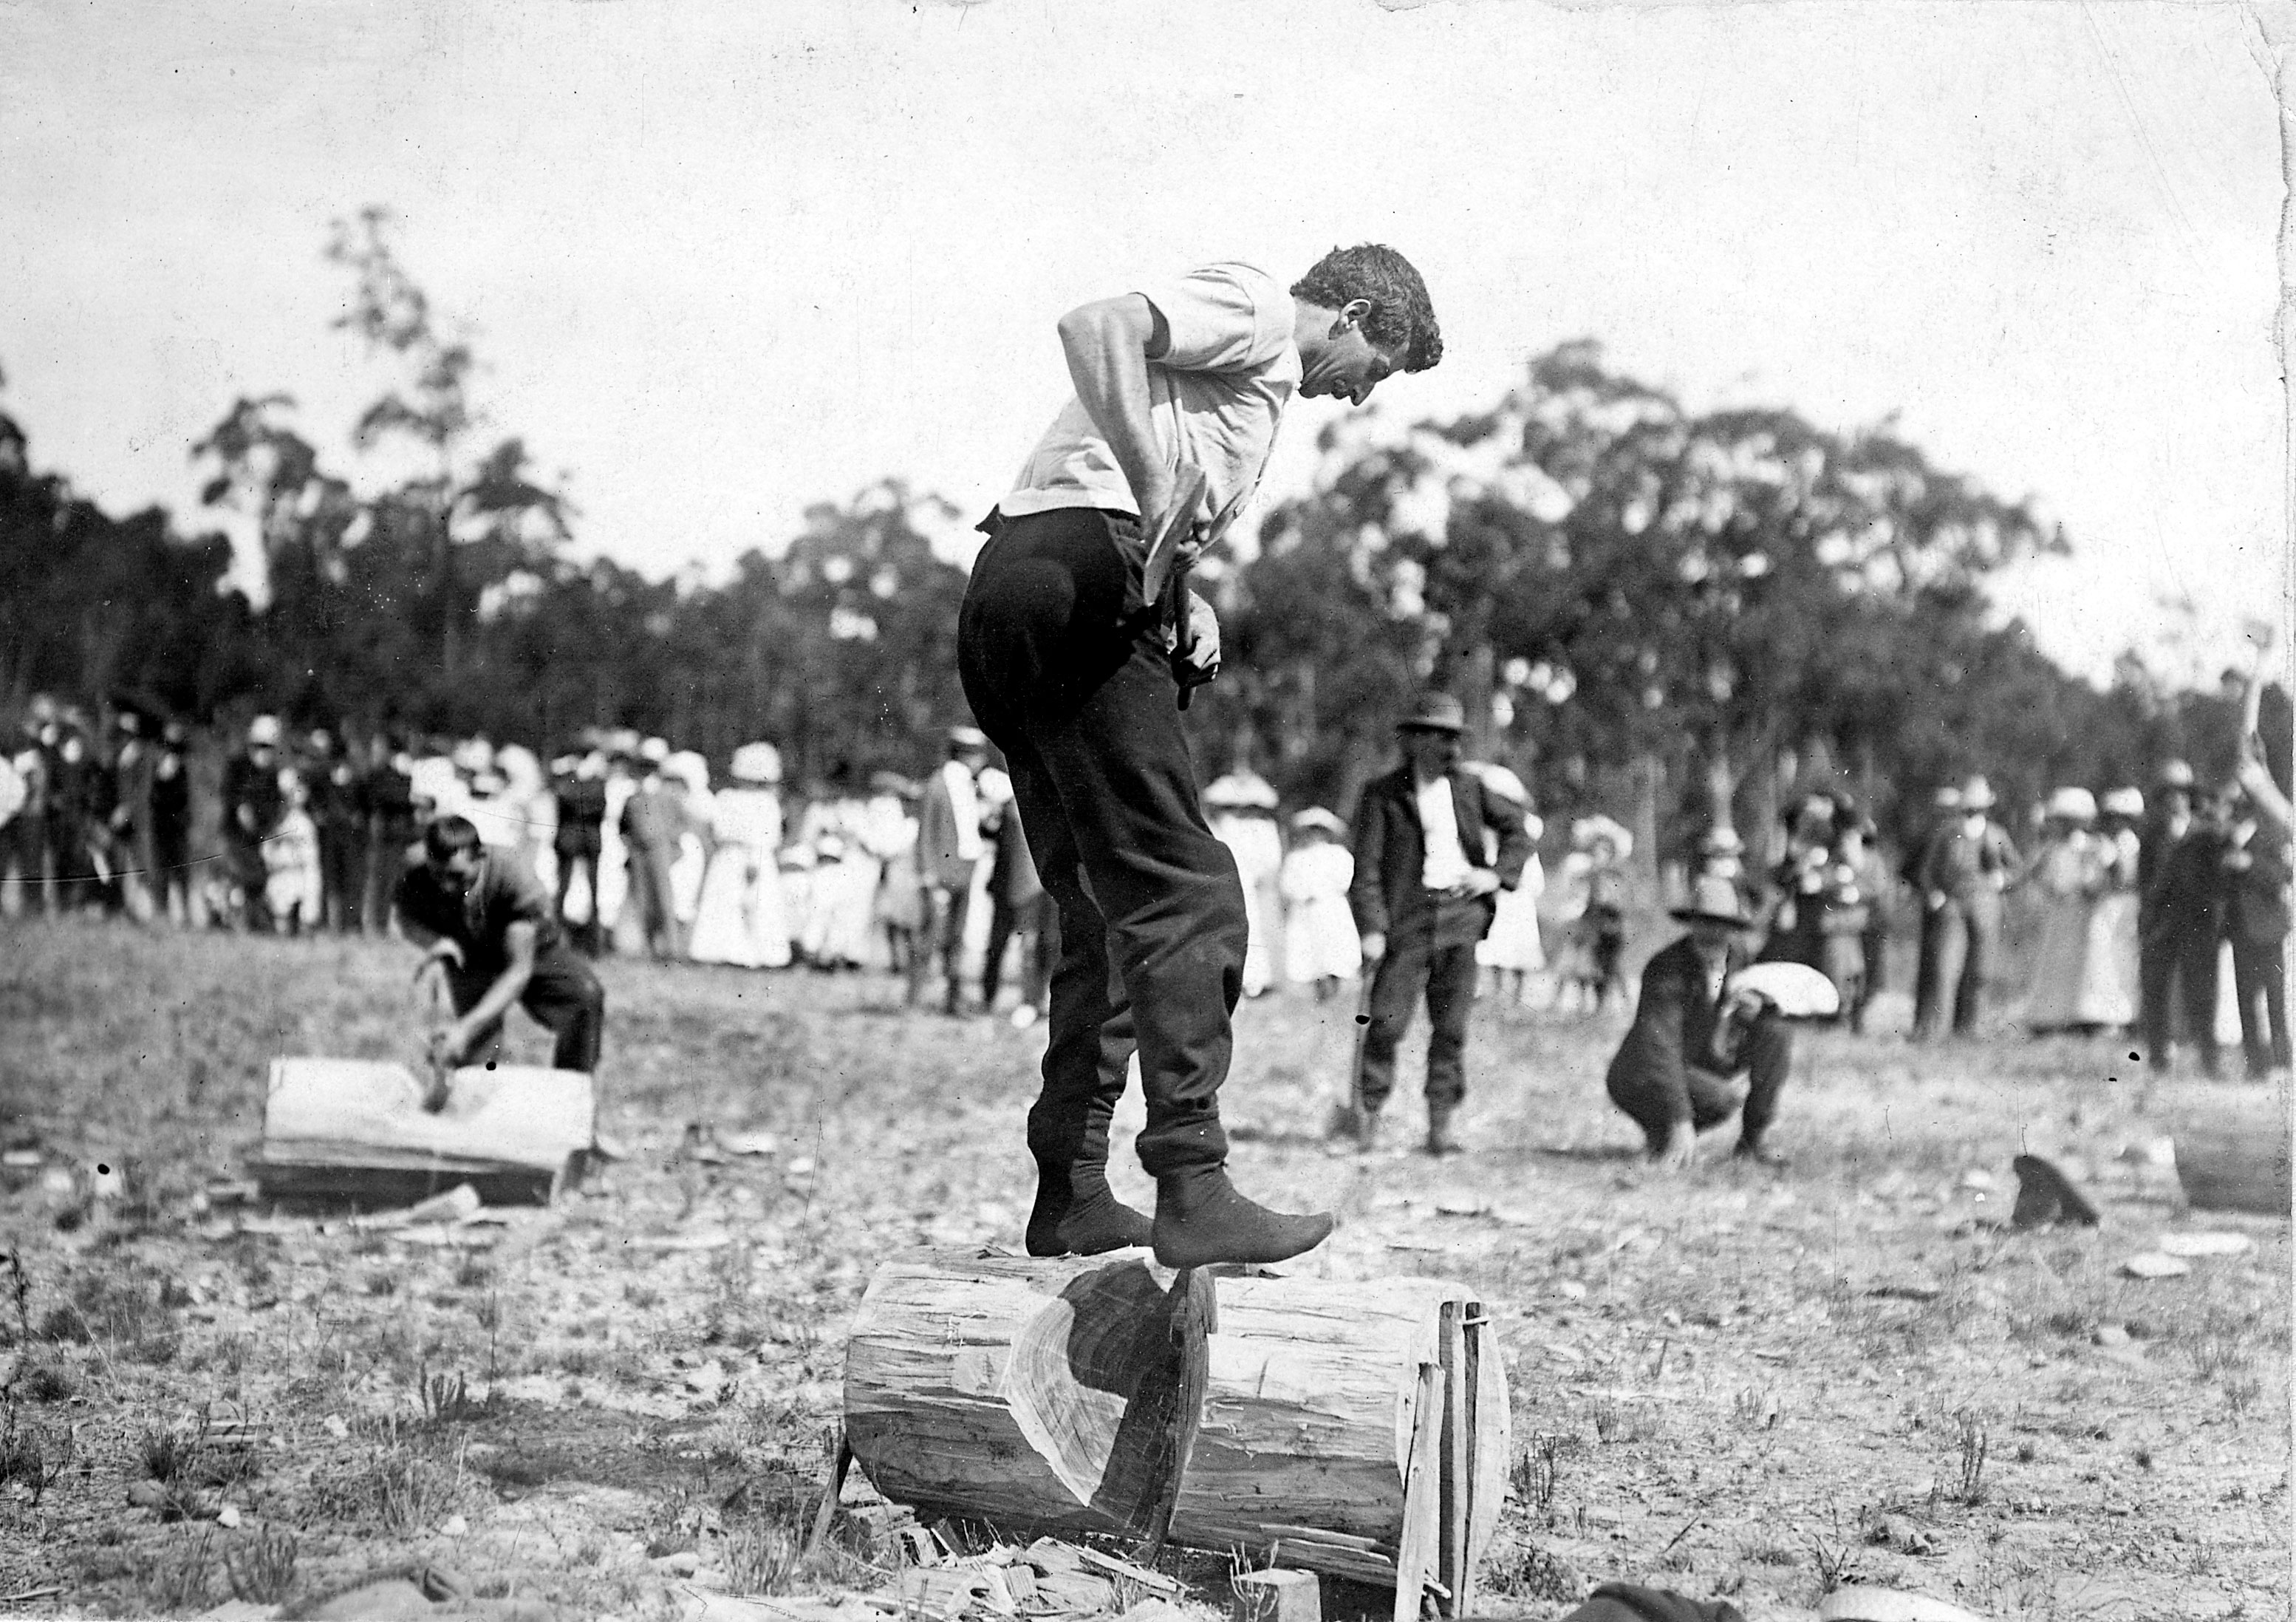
[842,1250,1511,1601]
[252,1058,595,1206]
[2174,1096,2292,1216]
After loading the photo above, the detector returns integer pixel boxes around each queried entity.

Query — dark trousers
[445,945,606,1074]
[909,873,974,1009]
[2141,925,2221,1071]
[372,824,414,933]
[2230,936,2288,1076]
[959,505,1243,1179]
[981,891,1051,1009]
[625,842,683,958]
[1357,922,1480,1117]
[318,826,364,933]
[554,843,601,953]
[1,811,53,916]
[1912,891,2000,1039]
[1607,1012,1792,1153]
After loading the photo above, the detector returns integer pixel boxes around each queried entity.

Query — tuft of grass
[224,1522,299,1604]
[134,1529,216,1615]
[418,1365,488,1425]
[309,1417,485,1536]
[1511,1431,1568,1512]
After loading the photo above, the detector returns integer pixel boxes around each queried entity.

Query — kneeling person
[397,815,606,1080]
[1605,876,1790,1169]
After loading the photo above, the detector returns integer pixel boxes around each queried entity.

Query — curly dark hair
[1290,245,1443,373]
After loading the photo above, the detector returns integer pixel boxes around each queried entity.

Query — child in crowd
[1279,808,1359,1000]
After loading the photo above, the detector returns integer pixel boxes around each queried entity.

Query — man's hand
[1360,931,1386,964]
[1175,590,1220,686]
[1927,890,1947,912]
[1455,868,1500,900]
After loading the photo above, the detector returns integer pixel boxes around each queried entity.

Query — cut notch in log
[842,1250,1511,1622]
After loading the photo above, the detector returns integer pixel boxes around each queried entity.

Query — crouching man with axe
[958,247,1444,1267]
[397,814,607,1111]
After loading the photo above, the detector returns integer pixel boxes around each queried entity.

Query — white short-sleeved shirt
[1000,262,1299,545]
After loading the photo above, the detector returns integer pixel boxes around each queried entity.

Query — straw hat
[1958,775,1997,811]
[1203,770,1279,811]
[2044,786,2097,823]
[1291,807,1347,838]
[2100,786,2145,820]
[730,742,783,785]
[246,714,282,747]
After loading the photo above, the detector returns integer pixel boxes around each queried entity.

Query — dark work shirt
[361,763,417,831]
[555,775,608,849]
[394,853,563,978]
[223,752,284,840]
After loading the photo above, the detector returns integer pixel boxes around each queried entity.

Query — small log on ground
[253,1057,595,1205]
[2174,1094,2292,1216]
[842,1250,1511,1621]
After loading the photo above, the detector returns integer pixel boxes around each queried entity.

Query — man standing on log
[1342,694,1533,1154]
[960,246,1443,1267]
[396,814,606,1080]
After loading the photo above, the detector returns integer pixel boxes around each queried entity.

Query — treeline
[0,213,2259,863]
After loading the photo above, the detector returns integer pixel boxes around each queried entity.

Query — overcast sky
[2,0,2283,686]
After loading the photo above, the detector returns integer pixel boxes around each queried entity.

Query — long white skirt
[689,846,793,969]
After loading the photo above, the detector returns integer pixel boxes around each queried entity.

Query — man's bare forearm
[1056,296,1172,521]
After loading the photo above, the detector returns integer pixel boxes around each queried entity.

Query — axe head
[1140,463,1212,607]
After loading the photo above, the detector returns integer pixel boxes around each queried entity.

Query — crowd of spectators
[2,689,2285,1075]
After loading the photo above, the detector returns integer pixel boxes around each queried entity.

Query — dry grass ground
[0,916,2288,1620]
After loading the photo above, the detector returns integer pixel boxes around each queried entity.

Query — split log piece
[1232,1570,1320,1622]
[2173,1097,2292,1216]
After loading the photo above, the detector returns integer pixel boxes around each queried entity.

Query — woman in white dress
[1204,769,1285,998]
[689,742,792,968]
[1466,764,1547,1005]
[1278,808,1360,999]
[2023,786,2127,1032]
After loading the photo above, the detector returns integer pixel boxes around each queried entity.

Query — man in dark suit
[1605,876,1794,1169]
[2221,783,2290,1079]
[1344,692,1534,1154]
[2142,780,2228,1077]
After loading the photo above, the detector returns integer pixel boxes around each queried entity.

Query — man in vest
[1343,693,1534,1154]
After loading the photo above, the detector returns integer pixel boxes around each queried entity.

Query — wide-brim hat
[1670,875,1755,929]
[731,741,783,785]
[948,724,990,752]
[2100,786,2145,819]
[1572,814,1633,859]
[2045,786,2097,823]
[1398,692,1466,734]
[1291,806,1347,837]
[2156,758,2197,791]
[1699,826,1746,853]
[1958,775,1997,811]
[1204,770,1279,811]
[247,714,282,747]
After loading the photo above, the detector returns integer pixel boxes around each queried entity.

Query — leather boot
[1025,1158,1152,1257]
[1423,1105,1461,1156]
[1151,1165,1333,1269]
